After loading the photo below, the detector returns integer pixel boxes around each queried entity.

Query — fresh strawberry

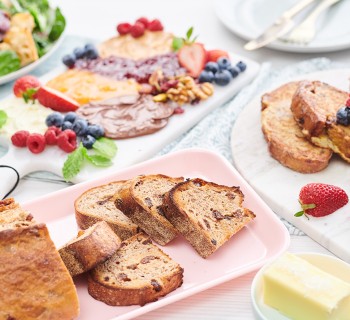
[130,22,145,38]
[117,22,132,35]
[207,49,229,63]
[135,17,150,28]
[13,76,41,102]
[295,183,348,218]
[178,43,207,78]
[346,97,350,107]
[36,86,79,112]
[148,19,163,31]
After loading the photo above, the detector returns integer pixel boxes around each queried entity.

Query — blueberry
[62,54,76,68]
[198,70,214,83]
[62,121,73,131]
[72,119,89,136]
[73,47,85,59]
[63,111,79,123]
[204,62,219,74]
[87,124,105,139]
[227,66,240,78]
[336,106,350,125]
[236,61,247,72]
[214,70,232,86]
[46,112,64,127]
[217,57,231,70]
[84,43,98,59]
[81,135,96,149]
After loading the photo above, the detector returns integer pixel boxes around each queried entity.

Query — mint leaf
[84,153,113,167]
[62,144,85,181]
[172,37,184,51]
[186,27,193,40]
[92,137,117,159]
[0,110,8,128]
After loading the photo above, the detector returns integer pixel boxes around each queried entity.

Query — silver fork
[283,0,341,44]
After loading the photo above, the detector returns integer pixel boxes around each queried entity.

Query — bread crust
[74,181,139,240]
[261,82,332,173]
[59,221,122,277]
[163,178,255,258]
[115,174,182,245]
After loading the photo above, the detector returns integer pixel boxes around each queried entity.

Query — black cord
[0,165,20,200]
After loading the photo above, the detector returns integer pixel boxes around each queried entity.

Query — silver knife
[244,0,317,50]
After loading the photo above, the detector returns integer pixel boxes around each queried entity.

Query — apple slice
[37,86,79,112]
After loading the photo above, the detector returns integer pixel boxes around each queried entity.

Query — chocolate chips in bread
[115,174,183,245]
[163,178,255,258]
[88,233,183,306]
[261,82,332,173]
[59,221,122,277]
[74,180,139,240]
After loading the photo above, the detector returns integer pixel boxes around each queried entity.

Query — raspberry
[130,22,145,38]
[57,129,77,153]
[44,126,62,145]
[148,19,163,31]
[11,130,30,147]
[27,133,46,154]
[135,17,149,28]
[117,22,132,35]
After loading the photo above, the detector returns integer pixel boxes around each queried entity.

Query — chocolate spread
[76,94,174,139]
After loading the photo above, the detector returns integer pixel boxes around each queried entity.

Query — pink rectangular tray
[22,148,290,320]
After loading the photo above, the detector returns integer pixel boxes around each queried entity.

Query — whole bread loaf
[74,180,139,240]
[115,174,182,245]
[163,178,255,258]
[88,233,183,306]
[291,80,350,162]
[59,221,122,277]
[261,82,332,173]
[0,199,80,320]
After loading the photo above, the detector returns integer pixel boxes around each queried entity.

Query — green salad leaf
[0,110,8,129]
[0,50,21,76]
[48,7,65,41]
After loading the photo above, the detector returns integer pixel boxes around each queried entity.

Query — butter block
[263,252,350,320]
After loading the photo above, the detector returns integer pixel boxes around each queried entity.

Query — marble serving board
[231,68,350,263]
[0,53,260,199]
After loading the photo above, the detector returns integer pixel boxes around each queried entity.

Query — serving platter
[231,68,350,263]
[0,53,260,198]
[22,148,290,320]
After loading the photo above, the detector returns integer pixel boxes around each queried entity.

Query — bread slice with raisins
[59,221,122,277]
[88,233,184,306]
[291,80,350,163]
[163,178,255,258]
[115,174,183,245]
[261,82,332,173]
[74,181,139,240]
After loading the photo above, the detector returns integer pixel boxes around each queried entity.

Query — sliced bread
[261,82,332,173]
[163,178,255,258]
[291,80,350,162]
[88,233,184,306]
[59,221,122,277]
[74,180,139,240]
[0,199,79,320]
[115,174,183,245]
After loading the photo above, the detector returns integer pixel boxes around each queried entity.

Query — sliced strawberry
[207,49,229,63]
[36,86,79,112]
[178,43,207,78]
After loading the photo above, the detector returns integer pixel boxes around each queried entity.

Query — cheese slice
[263,252,350,320]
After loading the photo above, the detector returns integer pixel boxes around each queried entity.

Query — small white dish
[251,252,350,320]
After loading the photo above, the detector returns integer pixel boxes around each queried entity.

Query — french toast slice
[261,82,332,173]
[291,80,350,162]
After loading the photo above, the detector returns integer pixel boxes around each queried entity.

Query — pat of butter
[263,253,350,320]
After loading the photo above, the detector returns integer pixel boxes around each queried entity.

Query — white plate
[230,68,350,263]
[0,31,66,85]
[251,252,350,320]
[215,0,350,53]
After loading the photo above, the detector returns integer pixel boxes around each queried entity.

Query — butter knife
[244,0,317,50]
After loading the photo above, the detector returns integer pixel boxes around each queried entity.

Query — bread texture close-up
[115,174,183,245]
[163,178,256,258]
[0,199,80,320]
[88,233,184,306]
[74,180,139,240]
[261,81,333,173]
[59,221,122,277]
